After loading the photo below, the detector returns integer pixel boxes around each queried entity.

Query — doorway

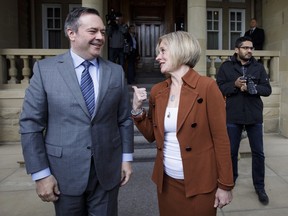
[135,21,163,73]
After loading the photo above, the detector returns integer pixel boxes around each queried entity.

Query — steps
[128,81,161,162]
[127,67,166,161]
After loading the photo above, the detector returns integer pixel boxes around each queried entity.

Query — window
[229,9,245,49]
[207,8,222,50]
[42,4,62,48]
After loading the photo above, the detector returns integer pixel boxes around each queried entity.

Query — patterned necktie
[81,61,95,117]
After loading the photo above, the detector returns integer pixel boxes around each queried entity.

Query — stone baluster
[20,55,31,84]
[269,56,279,82]
[7,55,18,84]
[254,56,261,61]
[33,56,42,61]
[208,56,216,79]
[262,57,270,78]
[220,56,229,63]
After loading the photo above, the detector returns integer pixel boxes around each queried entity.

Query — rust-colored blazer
[133,69,234,197]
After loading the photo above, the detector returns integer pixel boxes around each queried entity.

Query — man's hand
[120,161,133,186]
[235,77,247,92]
[214,188,233,208]
[36,175,60,202]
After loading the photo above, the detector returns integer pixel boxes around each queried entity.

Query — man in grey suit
[19,7,134,216]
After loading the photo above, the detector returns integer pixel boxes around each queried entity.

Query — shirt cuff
[31,168,51,181]
[122,153,133,162]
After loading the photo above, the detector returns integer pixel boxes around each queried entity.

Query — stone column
[82,0,108,58]
[187,0,207,76]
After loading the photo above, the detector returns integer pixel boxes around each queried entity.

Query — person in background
[216,36,271,205]
[131,31,234,216]
[125,25,139,84]
[244,18,265,50]
[19,7,133,216]
[107,12,128,69]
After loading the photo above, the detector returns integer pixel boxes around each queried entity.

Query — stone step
[133,148,156,162]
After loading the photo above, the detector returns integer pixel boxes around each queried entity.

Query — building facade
[0,0,287,142]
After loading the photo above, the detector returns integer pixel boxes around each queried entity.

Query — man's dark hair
[64,7,100,37]
[235,36,253,48]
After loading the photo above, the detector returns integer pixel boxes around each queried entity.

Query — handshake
[240,75,257,95]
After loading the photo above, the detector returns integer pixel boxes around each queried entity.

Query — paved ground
[1,133,288,216]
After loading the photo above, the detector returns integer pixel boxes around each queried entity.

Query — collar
[70,49,98,69]
[163,68,201,89]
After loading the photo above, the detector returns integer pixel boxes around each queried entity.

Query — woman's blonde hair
[155,31,201,69]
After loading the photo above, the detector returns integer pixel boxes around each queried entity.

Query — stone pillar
[187,0,207,76]
[82,0,108,59]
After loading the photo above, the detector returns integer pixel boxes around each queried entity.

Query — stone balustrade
[0,49,282,142]
[0,49,67,88]
[206,50,280,83]
[0,48,280,87]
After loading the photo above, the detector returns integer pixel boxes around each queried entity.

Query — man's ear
[66,29,76,41]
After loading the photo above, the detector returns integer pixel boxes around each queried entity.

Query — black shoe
[256,190,269,205]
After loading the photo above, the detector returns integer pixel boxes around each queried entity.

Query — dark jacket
[125,32,139,56]
[244,27,265,50]
[216,54,271,125]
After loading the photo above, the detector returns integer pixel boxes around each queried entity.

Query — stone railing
[0,49,67,89]
[0,49,282,142]
[0,49,280,88]
[206,50,280,83]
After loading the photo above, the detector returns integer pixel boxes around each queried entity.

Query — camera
[106,9,120,26]
[241,75,257,95]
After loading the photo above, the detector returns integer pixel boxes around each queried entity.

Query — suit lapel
[177,69,200,132]
[57,52,90,118]
[154,87,170,140]
[94,58,111,117]
[177,86,198,132]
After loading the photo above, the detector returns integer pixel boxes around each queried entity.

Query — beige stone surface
[1,134,288,216]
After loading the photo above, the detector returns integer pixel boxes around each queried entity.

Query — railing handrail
[206,49,280,57]
[0,48,68,56]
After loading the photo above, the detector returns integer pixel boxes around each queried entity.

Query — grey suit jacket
[20,51,134,195]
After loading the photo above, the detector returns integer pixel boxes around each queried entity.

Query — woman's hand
[214,188,233,208]
[131,86,147,111]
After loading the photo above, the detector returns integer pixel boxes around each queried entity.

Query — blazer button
[87,146,91,150]
[191,123,197,128]
[185,147,192,152]
[197,98,203,103]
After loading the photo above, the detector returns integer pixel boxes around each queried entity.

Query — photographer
[106,11,128,69]
[216,36,271,205]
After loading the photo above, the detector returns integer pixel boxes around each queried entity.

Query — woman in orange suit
[131,31,234,216]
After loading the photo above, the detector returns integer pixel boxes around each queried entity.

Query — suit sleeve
[117,68,134,154]
[19,61,49,174]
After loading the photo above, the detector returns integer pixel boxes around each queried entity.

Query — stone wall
[0,85,282,143]
[0,90,23,143]
[263,85,281,133]
[263,0,288,137]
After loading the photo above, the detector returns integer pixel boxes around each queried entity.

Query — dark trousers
[109,48,125,69]
[227,123,265,190]
[127,50,137,84]
[54,159,119,216]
